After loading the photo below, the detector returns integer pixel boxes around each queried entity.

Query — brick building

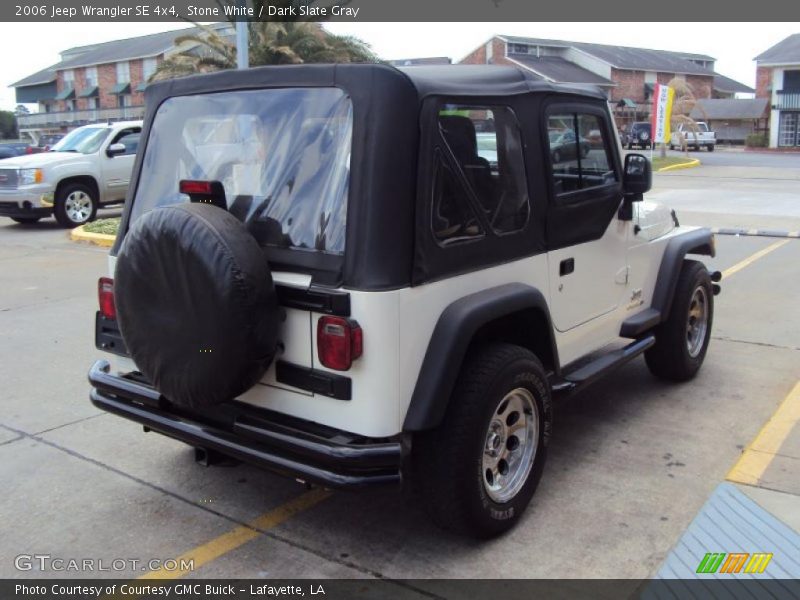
[754,34,800,148]
[459,36,753,127]
[12,24,231,142]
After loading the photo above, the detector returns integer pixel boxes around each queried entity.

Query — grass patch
[83,217,120,236]
[651,156,696,170]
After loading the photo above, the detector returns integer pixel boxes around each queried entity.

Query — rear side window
[433,105,529,245]
[547,112,617,196]
[130,88,352,255]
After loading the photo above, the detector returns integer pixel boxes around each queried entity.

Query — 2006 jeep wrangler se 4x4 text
[88,64,721,538]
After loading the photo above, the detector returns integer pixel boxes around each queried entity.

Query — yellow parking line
[727,381,800,486]
[140,487,331,579]
[721,239,790,280]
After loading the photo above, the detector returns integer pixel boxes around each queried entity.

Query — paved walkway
[655,383,800,582]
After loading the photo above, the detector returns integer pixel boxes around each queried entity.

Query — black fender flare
[652,228,715,319]
[402,282,558,432]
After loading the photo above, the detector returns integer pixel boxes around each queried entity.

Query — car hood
[0,151,87,169]
[635,201,676,241]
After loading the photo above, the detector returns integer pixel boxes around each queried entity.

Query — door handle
[560,258,575,276]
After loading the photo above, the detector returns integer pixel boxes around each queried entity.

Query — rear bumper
[88,360,403,489]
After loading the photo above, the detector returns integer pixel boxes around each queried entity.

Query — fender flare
[402,282,558,432]
[652,227,715,318]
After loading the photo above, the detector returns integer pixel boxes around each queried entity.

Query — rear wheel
[54,183,97,228]
[645,260,713,381]
[414,343,552,538]
[707,145,715,152]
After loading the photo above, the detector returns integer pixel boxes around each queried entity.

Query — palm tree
[661,77,707,157]
[151,1,377,82]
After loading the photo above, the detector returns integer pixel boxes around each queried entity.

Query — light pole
[236,0,249,69]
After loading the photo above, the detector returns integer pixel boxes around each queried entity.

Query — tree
[152,1,377,82]
[15,104,30,116]
[0,111,18,139]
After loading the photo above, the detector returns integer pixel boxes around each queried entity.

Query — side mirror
[106,143,126,158]
[622,153,651,200]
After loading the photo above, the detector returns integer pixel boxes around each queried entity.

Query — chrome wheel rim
[482,387,539,504]
[65,191,92,224]
[686,286,709,358]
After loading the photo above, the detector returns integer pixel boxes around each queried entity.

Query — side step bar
[550,335,656,396]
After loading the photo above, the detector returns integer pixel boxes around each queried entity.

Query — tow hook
[710,270,722,295]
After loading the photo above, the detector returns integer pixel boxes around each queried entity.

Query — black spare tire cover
[115,203,279,408]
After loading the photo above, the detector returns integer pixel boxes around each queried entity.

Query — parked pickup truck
[670,122,715,152]
[0,121,142,227]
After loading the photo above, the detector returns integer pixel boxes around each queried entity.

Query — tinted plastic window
[130,88,352,255]
[436,105,529,239]
[547,112,617,196]
[431,155,485,245]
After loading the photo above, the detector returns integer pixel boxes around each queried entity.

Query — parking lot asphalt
[1,163,798,584]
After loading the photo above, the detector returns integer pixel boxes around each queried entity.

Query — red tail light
[317,316,363,371]
[98,277,116,320]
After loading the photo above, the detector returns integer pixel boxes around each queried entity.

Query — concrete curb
[70,225,116,247]
[656,158,701,172]
[711,227,800,239]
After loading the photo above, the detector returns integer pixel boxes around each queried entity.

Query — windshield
[51,127,110,154]
[131,87,353,256]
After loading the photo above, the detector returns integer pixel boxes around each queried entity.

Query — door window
[547,112,616,196]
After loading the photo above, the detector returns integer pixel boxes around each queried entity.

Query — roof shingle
[755,33,800,64]
[507,54,614,85]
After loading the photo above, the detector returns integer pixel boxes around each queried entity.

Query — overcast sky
[1,22,798,112]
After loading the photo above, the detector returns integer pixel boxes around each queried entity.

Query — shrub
[745,133,768,148]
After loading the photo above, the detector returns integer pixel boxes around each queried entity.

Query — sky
[1,21,799,112]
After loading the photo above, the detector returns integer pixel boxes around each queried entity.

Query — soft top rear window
[130,87,353,255]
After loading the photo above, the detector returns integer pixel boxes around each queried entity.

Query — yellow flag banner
[651,84,675,144]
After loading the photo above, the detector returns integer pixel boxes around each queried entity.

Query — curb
[656,158,701,172]
[711,227,800,239]
[70,225,116,247]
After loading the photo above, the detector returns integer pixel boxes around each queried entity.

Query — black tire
[54,183,97,228]
[414,343,552,538]
[645,260,713,382]
[11,216,41,224]
[707,145,715,152]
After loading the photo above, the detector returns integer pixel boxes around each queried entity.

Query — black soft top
[116,63,611,290]
[141,62,607,105]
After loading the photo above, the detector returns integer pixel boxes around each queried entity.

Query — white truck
[670,121,716,152]
[0,121,142,227]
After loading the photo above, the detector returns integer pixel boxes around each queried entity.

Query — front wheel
[54,183,97,228]
[645,260,713,381]
[414,343,552,538]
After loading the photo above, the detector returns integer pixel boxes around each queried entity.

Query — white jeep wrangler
[88,64,720,538]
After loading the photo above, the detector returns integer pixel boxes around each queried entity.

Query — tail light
[317,316,363,371]
[98,277,116,320]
